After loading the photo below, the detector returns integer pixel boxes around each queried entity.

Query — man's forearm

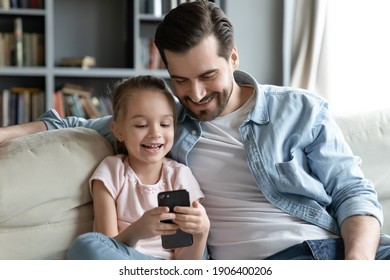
[0,121,47,144]
[341,215,381,259]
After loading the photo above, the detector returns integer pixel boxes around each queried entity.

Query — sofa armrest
[335,109,390,234]
[0,127,114,259]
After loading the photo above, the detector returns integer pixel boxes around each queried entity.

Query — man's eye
[202,73,216,80]
[175,79,187,85]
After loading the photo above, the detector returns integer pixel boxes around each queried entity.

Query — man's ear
[230,47,239,70]
[111,121,123,141]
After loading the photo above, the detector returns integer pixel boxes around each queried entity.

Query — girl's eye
[135,124,147,128]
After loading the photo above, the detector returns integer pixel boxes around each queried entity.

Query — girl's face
[113,89,174,170]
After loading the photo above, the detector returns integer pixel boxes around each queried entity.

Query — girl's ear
[111,121,123,141]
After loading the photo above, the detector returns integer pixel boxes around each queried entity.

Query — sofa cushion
[335,109,390,234]
[0,127,114,259]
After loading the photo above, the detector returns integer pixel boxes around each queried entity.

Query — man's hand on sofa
[0,121,47,144]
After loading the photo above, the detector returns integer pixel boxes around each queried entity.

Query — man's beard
[185,84,233,121]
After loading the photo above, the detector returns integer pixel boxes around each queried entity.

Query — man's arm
[341,215,381,259]
[0,121,47,144]
[1,109,115,146]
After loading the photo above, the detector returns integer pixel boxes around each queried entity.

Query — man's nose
[189,80,207,103]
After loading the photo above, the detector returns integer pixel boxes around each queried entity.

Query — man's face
[165,35,239,121]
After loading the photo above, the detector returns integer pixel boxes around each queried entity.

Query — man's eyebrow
[170,69,217,80]
[170,74,187,80]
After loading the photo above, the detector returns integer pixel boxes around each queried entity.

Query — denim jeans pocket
[304,238,344,260]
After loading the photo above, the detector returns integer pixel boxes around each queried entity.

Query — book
[22,33,43,66]
[14,17,23,67]
[0,0,10,9]
[1,89,10,126]
[0,33,13,66]
[31,90,44,121]
[58,83,110,118]
[53,90,65,118]
[58,56,96,69]
[80,97,102,119]
[61,83,93,98]
[9,87,43,124]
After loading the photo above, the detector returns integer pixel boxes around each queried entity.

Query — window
[326,0,390,116]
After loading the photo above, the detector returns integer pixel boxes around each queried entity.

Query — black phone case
[157,190,193,249]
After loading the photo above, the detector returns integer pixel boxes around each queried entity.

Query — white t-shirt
[90,155,204,259]
[188,95,337,259]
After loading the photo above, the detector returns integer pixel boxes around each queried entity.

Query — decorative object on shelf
[58,56,96,69]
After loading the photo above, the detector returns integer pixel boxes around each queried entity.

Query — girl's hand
[172,201,210,237]
[132,207,179,240]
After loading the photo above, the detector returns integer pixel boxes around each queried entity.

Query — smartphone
[157,190,193,249]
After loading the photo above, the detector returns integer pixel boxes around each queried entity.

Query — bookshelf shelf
[52,67,170,78]
[0,9,45,16]
[0,66,46,76]
[0,0,223,126]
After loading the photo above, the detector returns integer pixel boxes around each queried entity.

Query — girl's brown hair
[111,75,176,154]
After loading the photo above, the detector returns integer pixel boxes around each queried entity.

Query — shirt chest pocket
[275,156,331,206]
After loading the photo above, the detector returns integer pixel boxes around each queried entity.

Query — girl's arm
[91,180,119,237]
[92,179,179,247]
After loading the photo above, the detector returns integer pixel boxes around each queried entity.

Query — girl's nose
[148,125,162,138]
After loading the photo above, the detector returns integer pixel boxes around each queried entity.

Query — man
[1,0,389,259]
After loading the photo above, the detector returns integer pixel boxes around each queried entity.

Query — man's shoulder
[259,84,328,113]
[261,84,325,102]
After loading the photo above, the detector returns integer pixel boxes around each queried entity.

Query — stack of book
[0,87,45,126]
[53,83,112,119]
[0,17,45,67]
[139,38,166,70]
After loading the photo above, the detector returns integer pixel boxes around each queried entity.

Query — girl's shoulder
[96,154,129,175]
[102,154,127,164]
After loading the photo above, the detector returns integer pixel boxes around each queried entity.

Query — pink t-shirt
[89,154,204,259]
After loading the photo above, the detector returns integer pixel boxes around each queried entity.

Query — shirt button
[191,130,197,135]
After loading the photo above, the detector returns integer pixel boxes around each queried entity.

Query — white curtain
[284,0,390,116]
[283,0,328,98]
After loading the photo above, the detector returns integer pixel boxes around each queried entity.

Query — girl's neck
[128,158,163,185]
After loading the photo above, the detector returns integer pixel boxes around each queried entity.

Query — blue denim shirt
[40,70,383,235]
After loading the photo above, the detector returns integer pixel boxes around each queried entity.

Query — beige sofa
[1,109,390,259]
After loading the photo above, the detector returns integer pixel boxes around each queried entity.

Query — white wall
[225,0,283,85]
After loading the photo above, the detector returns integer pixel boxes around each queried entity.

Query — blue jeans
[264,238,390,260]
[67,232,209,260]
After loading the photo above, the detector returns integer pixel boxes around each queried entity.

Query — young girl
[67,75,209,260]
